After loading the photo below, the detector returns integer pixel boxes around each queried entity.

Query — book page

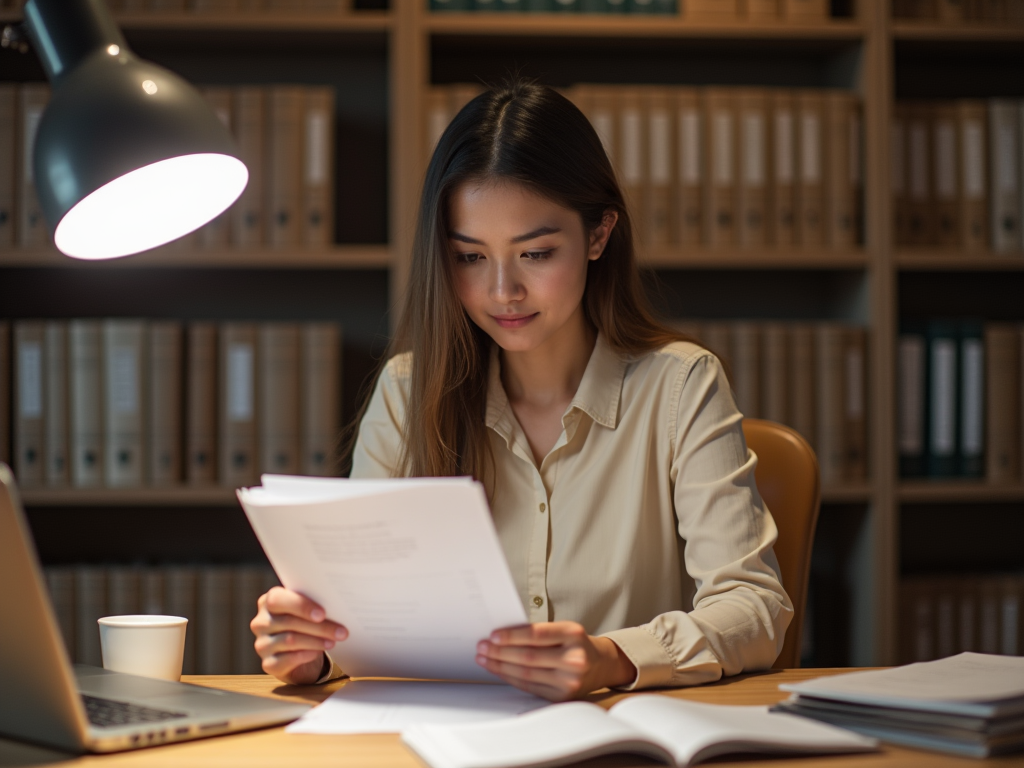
[402,702,672,768]
[238,477,528,681]
[780,653,1024,715]
[609,696,877,765]
[286,681,546,734]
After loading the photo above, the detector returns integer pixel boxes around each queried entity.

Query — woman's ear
[588,210,619,261]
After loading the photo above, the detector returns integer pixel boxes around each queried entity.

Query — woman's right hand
[250,586,348,685]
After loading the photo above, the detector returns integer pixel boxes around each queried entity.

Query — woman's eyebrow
[449,226,562,245]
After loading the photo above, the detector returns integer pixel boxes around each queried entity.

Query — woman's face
[448,180,614,354]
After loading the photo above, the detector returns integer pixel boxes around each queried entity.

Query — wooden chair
[742,418,821,669]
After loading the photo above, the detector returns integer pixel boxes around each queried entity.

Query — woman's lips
[492,313,538,329]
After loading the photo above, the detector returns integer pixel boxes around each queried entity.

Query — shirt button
[539,502,547,513]
[532,596,544,608]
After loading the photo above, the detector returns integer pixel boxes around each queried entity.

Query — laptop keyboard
[82,694,188,728]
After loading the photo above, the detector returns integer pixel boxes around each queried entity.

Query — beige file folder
[186,322,218,485]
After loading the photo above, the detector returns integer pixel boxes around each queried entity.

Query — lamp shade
[23,0,248,260]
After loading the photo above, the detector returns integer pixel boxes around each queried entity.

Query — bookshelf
[2,0,1023,671]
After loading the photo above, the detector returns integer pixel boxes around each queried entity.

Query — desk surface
[2,668,1022,768]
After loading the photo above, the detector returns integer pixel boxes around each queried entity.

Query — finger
[477,656,582,700]
[256,630,337,658]
[477,642,585,672]
[262,614,348,642]
[262,650,324,681]
[264,587,327,623]
[489,622,586,646]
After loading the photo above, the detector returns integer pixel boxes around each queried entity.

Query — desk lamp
[8,0,248,260]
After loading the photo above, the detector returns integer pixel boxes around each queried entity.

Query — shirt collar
[484,331,628,440]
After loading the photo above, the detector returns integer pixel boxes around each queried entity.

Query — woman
[250,79,792,701]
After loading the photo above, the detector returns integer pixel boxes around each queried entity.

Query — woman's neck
[499,309,597,410]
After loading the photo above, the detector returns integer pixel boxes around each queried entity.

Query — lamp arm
[22,0,128,85]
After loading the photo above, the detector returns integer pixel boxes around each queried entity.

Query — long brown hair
[373,79,689,486]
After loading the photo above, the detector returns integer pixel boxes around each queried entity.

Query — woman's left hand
[475,621,637,701]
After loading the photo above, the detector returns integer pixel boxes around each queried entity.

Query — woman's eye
[522,250,553,261]
[456,252,481,264]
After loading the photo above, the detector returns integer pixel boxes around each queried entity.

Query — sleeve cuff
[600,626,676,691]
[313,653,348,685]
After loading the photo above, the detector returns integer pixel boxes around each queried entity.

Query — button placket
[527,471,550,622]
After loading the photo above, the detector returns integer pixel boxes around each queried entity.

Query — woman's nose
[490,260,525,303]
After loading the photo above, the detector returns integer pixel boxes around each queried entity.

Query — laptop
[0,463,311,753]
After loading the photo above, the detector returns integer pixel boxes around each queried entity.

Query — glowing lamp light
[22,0,248,261]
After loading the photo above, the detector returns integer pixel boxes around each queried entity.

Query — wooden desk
[1,669,1022,768]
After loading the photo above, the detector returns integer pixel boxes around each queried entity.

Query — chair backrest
[741,418,821,669]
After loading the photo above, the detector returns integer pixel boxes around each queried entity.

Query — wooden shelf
[896,250,1024,271]
[898,481,1024,503]
[425,13,865,40]
[20,486,241,507]
[0,244,391,269]
[0,9,391,32]
[641,248,868,270]
[891,22,1024,42]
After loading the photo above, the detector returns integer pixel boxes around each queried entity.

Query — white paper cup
[98,615,188,682]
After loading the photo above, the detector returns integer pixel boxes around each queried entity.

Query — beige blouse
[323,333,793,689]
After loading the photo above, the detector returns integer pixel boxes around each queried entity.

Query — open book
[237,475,528,682]
[401,695,878,768]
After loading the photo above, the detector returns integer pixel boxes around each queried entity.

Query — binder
[891,106,911,247]
[731,323,760,419]
[932,101,960,248]
[198,566,234,674]
[898,321,928,478]
[219,322,258,486]
[258,323,300,475]
[44,567,76,662]
[907,103,933,246]
[617,89,645,236]
[761,323,788,426]
[303,86,334,247]
[927,320,959,477]
[796,90,825,248]
[984,323,1021,483]
[233,565,267,673]
[815,323,846,485]
[988,100,1020,253]
[425,87,453,158]
[957,100,988,251]
[958,320,984,477]
[703,88,738,248]
[300,322,341,476]
[0,321,8,466]
[643,88,673,248]
[789,323,816,451]
[783,0,828,21]
[825,91,859,250]
[141,568,165,615]
[44,322,69,487]
[147,321,183,486]
[18,85,50,249]
[103,319,146,488]
[232,87,266,248]
[769,90,797,248]
[75,566,107,667]
[0,85,15,249]
[584,86,617,168]
[14,321,44,487]
[199,87,233,249]
[737,89,768,248]
[186,322,217,485]
[843,326,867,482]
[267,87,305,248]
[69,321,103,487]
[675,88,703,247]
[107,566,140,616]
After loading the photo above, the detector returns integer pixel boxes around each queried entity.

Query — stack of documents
[774,653,1024,758]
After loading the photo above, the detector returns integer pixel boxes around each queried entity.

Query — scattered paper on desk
[285,681,548,734]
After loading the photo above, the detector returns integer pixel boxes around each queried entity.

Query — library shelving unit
[2,0,1022,669]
